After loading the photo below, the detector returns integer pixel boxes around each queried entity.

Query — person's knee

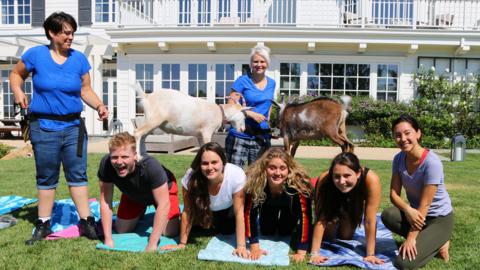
[381,207,398,227]
[394,255,418,270]
[114,219,136,233]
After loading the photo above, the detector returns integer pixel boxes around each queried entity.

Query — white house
[0,0,480,136]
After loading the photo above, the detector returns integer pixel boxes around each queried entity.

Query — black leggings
[212,206,235,235]
[259,203,295,236]
[381,207,454,270]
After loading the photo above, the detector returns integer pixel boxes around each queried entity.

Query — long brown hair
[245,147,312,207]
[186,142,226,228]
[314,152,366,227]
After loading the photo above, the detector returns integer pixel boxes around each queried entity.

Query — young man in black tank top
[97,132,180,252]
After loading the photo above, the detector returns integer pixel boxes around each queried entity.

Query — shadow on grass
[10,204,38,225]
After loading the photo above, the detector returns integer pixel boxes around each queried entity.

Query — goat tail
[134,82,146,100]
[340,95,352,113]
[133,82,146,113]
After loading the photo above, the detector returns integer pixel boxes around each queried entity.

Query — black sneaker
[79,216,98,240]
[25,219,52,245]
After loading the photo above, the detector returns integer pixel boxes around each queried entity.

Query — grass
[0,153,479,269]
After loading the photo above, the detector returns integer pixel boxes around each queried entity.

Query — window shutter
[31,0,45,27]
[78,0,92,26]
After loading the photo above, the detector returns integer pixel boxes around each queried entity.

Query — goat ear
[241,107,254,111]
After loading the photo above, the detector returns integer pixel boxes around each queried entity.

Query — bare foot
[438,241,450,262]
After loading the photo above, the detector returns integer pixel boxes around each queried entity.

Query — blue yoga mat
[49,199,103,232]
[96,205,178,253]
[198,234,291,266]
[0,196,37,215]
[309,215,398,270]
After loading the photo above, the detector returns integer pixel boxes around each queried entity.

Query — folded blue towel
[0,196,37,215]
[50,199,102,232]
[96,205,178,253]
[309,215,398,270]
[198,234,291,266]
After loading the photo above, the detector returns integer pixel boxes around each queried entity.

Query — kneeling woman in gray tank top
[382,115,453,269]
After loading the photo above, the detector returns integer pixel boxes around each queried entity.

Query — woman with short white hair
[225,45,276,167]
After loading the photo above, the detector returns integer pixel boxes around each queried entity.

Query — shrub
[0,143,12,159]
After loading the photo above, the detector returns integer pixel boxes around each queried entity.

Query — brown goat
[273,96,354,157]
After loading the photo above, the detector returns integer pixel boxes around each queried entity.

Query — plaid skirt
[225,133,271,167]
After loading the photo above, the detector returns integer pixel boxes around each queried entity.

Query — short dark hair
[43,12,77,41]
[391,114,420,133]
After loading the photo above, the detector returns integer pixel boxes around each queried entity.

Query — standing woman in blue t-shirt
[9,12,108,244]
[225,45,276,167]
[381,115,453,269]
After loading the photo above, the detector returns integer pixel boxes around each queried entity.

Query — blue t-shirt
[229,75,275,139]
[22,45,91,131]
[392,150,453,217]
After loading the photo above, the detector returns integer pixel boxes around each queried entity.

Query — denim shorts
[30,120,88,189]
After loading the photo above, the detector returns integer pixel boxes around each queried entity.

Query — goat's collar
[218,104,227,129]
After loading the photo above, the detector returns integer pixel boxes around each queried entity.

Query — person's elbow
[157,199,170,215]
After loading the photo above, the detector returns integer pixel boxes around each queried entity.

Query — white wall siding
[116,55,134,132]
[399,55,417,102]
[297,0,339,26]
[45,0,78,19]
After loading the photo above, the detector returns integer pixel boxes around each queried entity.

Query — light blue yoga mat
[49,199,102,232]
[0,196,37,215]
[198,234,291,266]
[309,215,398,270]
[96,205,178,253]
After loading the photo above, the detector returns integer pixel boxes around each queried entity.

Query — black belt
[29,113,86,158]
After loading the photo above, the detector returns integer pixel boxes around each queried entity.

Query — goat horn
[271,99,281,108]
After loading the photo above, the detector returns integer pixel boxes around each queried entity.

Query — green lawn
[0,153,478,269]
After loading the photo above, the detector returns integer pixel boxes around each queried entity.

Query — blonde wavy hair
[245,148,313,207]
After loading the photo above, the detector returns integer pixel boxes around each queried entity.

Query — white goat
[134,84,249,159]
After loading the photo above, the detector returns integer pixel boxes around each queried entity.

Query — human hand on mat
[309,254,328,264]
[405,207,425,230]
[104,238,114,248]
[399,238,417,261]
[249,243,268,260]
[363,255,385,265]
[145,243,158,252]
[232,246,249,258]
[160,243,186,251]
[290,251,306,263]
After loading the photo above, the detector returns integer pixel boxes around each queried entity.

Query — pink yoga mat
[46,198,99,240]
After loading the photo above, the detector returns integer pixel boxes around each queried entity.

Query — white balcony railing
[114,0,480,30]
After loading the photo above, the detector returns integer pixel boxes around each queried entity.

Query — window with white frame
[1,0,30,25]
[135,64,153,114]
[188,64,207,98]
[102,62,117,130]
[280,63,300,96]
[162,64,180,90]
[197,0,211,25]
[242,64,251,76]
[268,0,296,25]
[215,64,234,104]
[218,0,230,20]
[238,0,252,22]
[95,0,116,23]
[179,0,192,25]
[2,69,32,118]
[377,64,398,101]
[17,0,29,24]
[307,63,370,97]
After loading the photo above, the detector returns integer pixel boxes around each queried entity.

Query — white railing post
[413,0,417,29]
[361,0,366,28]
